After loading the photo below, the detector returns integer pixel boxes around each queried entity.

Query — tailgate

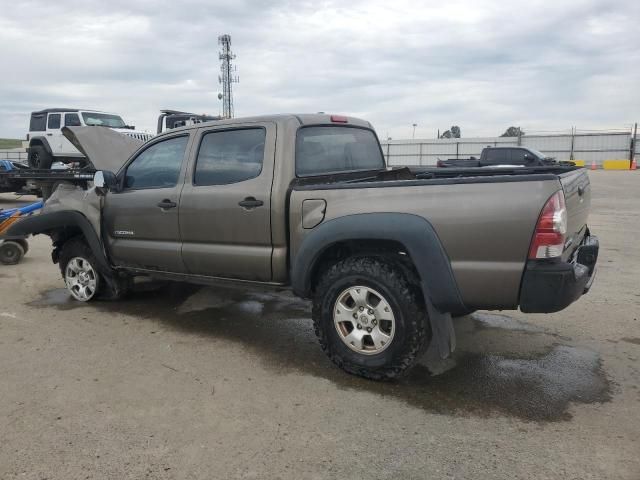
[559,168,591,260]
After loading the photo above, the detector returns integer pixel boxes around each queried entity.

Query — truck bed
[289,165,590,310]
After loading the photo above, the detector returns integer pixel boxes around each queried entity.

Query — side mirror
[93,170,117,195]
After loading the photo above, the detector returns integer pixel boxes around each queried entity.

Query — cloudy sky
[1,0,638,139]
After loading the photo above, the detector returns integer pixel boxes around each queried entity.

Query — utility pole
[218,34,238,119]
[631,122,637,167]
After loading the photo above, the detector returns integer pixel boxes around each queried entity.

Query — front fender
[7,210,109,270]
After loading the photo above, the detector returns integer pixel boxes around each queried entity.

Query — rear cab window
[296,126,384,176]
[483,148,509,165]
[29,113,47,132]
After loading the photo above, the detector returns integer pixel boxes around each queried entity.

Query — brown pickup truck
[10,114,599,380]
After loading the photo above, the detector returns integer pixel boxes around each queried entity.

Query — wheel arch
[291,213,467,314]
[6,210,109,270]
[28,137,53,156]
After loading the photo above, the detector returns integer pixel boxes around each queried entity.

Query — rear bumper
[519,233,599,313]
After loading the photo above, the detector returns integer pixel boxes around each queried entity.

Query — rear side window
[296,126,384,176]
[47,114,61,129]
[65,113,81,127]
[29,114,47,131]
[194,128,265,186]
[125,135,189,189]
[484,148,509,164]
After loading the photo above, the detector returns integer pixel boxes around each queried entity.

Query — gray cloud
[0,0,638,139]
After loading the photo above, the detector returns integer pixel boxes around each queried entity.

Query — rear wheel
[312,256,431,380]
[0,241,25,265]
[28,145,53,170]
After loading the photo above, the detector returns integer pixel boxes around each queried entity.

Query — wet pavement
[2,174,639,479]
[30,281,612,422]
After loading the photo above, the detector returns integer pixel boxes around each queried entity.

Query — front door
[179,123,276,281]
[103,134,191,273]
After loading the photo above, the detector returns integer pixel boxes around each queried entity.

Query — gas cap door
[302,199,327,229]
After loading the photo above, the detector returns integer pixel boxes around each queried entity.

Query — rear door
[179,122,276,281]
[46,112,63,155]
[103,133,192,272]
[481,148,510,166]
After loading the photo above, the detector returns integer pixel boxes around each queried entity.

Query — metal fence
[0,149,28,162]
[381,129,637,167]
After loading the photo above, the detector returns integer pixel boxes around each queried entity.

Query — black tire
[58,237,129,301]
[0,241,25,265]
[312,256,431,380]
[28,145,53,170]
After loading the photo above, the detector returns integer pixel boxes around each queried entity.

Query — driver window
[125,136,189,189]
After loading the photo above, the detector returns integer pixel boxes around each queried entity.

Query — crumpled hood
[62,126,145,172]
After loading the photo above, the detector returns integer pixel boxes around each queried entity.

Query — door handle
[157,199,177,209]
[46,133,52,136]
[238,197,264,209]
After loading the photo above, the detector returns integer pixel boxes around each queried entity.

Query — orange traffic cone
[590,160,597,171]
[631,156,637,170]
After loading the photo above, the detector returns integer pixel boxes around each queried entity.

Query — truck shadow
[30,280,611,422]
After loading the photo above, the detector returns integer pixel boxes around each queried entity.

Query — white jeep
[26,109,153,169]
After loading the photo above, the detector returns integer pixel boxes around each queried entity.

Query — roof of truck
[154,113,373,138]
[30,108,115,115]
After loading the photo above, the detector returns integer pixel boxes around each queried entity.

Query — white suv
[27,108,153,169]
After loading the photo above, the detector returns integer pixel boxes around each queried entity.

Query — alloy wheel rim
[333,286,396,355]
[65,257,98,301]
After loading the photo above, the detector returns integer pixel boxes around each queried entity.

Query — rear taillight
[330,115,348,123]
[528,190,567,259]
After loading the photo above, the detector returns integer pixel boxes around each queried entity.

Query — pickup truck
[9,114,599,380]
[436,146,564,168]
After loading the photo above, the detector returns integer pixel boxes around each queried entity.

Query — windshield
[527,148,549,159]
[81,112,126,128]
[296,126,385,176]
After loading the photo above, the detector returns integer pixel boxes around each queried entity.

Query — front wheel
[0,241,25,265]
[312,256,431,380]
[58,238,129,302]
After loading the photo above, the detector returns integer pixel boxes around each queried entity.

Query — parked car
[157,109,222,134]
[26,108,153,169]
[436,146,570,168]
[10,114,599,380]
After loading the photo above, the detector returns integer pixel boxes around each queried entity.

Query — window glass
[194,128,265,186]
[29,114,46,131]
[81,112,126,128]
[484,148,509,164]
[47,114,61,129]
[296,126,384,176]
[125,136,188,189]
[64,113,81,127]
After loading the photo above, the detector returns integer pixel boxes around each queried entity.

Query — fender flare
[6,210,109,270]
[292,213,465,310]
[291,213,465,358]
[28,137,53,156]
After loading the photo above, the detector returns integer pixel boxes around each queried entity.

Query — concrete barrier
[602,159,631,170]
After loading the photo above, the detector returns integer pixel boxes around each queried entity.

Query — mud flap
[422,282,456,361]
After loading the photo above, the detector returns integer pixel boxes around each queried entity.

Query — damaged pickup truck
[9,114,599,380]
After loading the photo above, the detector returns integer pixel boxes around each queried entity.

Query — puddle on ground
[29,281,611,422]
